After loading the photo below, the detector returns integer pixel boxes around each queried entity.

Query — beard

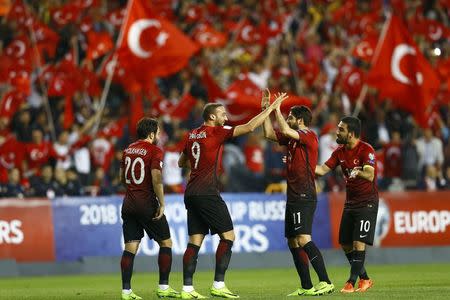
[336,135,348,144]
[289,123,299,130]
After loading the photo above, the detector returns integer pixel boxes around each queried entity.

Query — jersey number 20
[124,156,145,184]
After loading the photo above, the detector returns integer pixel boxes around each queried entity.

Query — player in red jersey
[119,118,179,300]
[177,93,288,299]
[315,116,377,293]
[261,90,334,296]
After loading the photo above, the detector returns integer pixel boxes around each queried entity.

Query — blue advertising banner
[52,193,332,261]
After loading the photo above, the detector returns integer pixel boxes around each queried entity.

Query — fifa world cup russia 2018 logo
[374,198,390,247]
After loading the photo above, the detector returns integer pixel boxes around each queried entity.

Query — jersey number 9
[191,141,201,169]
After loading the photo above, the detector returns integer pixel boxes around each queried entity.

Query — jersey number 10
[124,156,145,185]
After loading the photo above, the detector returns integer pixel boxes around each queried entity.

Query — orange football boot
[356,279,373,292]
[340,282,355,293]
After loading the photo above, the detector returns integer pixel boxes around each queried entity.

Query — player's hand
[153,204,165,220]
[261,88,270,109]
[349,169,359,179]
[271,92,288,110]
[282,155,287,164]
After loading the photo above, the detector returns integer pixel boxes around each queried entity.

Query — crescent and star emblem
[127,19,169,58]
[391,44,423,85]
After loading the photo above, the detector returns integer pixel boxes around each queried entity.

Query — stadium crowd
[0,0,449,198]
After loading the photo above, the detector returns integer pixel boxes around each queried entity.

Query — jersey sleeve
[215,126,235,143]
[274,129,289,146]
[324,148,339,170]
[362,145,376,168]
[151,147,164,170]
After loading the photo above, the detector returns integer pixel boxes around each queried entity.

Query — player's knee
[287,238,298,248]
[341,244,353,253]
[220,230,235,242]
[124,241,140,254]
[353,241,366,251]
[158,238,172,248]
[189,234,205,246]
[296,235,311,247]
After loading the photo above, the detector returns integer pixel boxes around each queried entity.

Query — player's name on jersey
[124,148,148,156]
[189,131,207,140]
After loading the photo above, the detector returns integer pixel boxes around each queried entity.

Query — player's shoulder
[214,125,233,132]
[359,141,376,152]
[301,128,318,139]
[333,144,345,153]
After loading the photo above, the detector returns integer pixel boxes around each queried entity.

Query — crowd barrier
[1,192,449,262]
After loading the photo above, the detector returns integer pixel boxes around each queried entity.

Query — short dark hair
[202,103,223,121]
[341,116,361,138]
[290,105,312,126]
[137,118,158,139]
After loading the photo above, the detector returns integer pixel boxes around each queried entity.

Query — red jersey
[183,125,234,196]
[276,128,318,202]
[25,141,54,171]
[325,141,379,208]
[383,142,402,178]
[121,140,163,214]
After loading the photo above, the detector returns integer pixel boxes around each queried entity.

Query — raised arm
[151,169,165,220]
[261,89,278,142]
[274,104,300,140]
[233,93,288,137]
[315,164,331,176]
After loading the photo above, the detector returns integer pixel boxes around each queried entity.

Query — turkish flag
[352,35,377,62]
[193,24,227,48]
[51,3,81,27]
[80,66,101,96]
[224,74,261,123]
[99,54,141,93]
[106,7,126,28]
[116,0,199,78]
[340,66,365,101]
[168,93,198,120]
[413,19,450,42]
[201,65,227,101]
[235,21,262,44]
[367,15,440,127]
[5,0,32,28]
[86,31,113,60]
[33,21,60,59]
[4,35,33,66]
[0,89,26,120]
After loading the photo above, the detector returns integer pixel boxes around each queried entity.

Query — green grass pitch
[0,264,449,299]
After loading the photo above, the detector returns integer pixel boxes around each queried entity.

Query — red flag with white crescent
[367,15,440,127]
[116,0,199,78]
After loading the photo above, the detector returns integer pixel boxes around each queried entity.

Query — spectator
[3,168,25,198]
[30,164,58,198]
[66,168,83,196]
[381,131,403,189]
[24,128,57,177]
[415,127,445,181]
[264,142,285,184]
[243,132,265,175]
[163,140,184,194]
